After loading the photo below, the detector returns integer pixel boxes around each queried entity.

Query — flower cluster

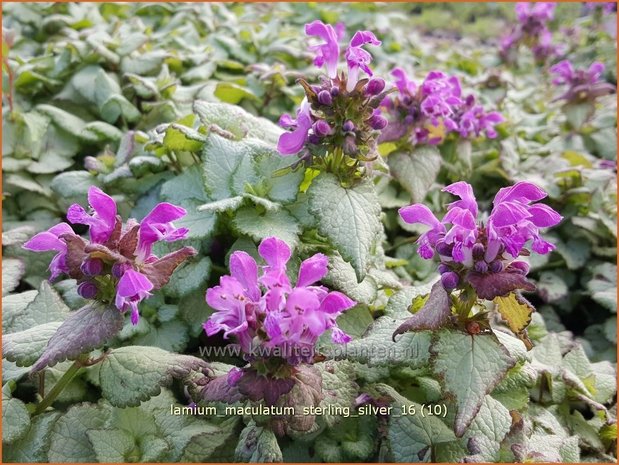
[550,60,615,104]
[584,2,617,14]
[23,186,195,324]
[500,3,562,64]
[379,68,503,146]
[203,236,355,365]
[277,21,389,174]
[399,181,562,300]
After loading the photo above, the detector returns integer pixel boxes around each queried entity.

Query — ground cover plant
[2,2,617,463]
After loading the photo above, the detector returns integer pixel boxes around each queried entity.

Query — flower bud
[366,77,386,95]
[308,134,322,145]
[489,260,503,273]
[472,243,485,260]
[438,263,451,274]
[317,90,333,106]
[441,271,460,291]
[510,261,530,275]
[436,240,454,257]
[474,260,489,274]
[77,281,98,299]
[369,113,388,130]
[343,135,359,156]
[112,262,128,278]
[401,95,413,106]
[313,120,332,137]
[84,156,105,172]
[342,120,355,133]
[330,86,340,97]
[80,258,104,277]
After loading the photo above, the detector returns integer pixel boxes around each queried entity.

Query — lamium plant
[2,3,617,463]
[277,21,391,182]
[197,236,356,433]
[394,181,562,347]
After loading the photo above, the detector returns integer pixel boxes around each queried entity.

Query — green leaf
[35,104,87,139]
[2,382,31,444]
[160,165,208,204]
[50,170,99,211]
[536,271,568,303]
[375,384,457,462]
[235,422,283,462]
[4,281,70,334]
[3,321,63,367]
[316,361,359,428]
[174,199,217,240]
[2,258,25,296]
[465,396,512,461]
[163,121,207,153]
[132,320,190,352]
[321,252,378,305]
[179,418,239,462]
[308,174,382,281]
[31,302,125,373]
[202,133,258,200]
[388,146,442,203]
[431,330,516,437]
[563,101,594,129]
[3,412,61,462]
[98,346,206,407]
[48,403,111,462]
[87,429,136,462]
[214,81,259,104]
[165,256,212,298]
[193,100,282,144]
[232,206,300,247]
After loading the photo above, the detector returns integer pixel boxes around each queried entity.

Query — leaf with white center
[536,271,568,303]
[3,258,25,296]
[232,206,300,247]
[3,411,60,462]
[165,256,212,299]
[3,321,63,367]
[431,330,516,437]
[308,174,382,281]
[193,100,282,144]
[321,252,378,305]
[235,422,283,462]
[316,361,359,428]
[174,199,217,239]
[98,346,207,407]
[587,263,617,313]
[160,165,208,205]
[180,418,240,462]
[464,396,512,462]
[333,312,432,368]
[2,382,31,444]
[4,282,69,334]
[201,134,259,200]
[374,384,457,463]
[388,146,442,203]
[87,429,136,462]
[48,403,111,462]
[31,302,125,372]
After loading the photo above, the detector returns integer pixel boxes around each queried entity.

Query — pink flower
[67,186,117,244]
[115,269,154,325]
[305,20,341,79]
[345,31,381,92]
[23,223,76,280]
[137,202,188,261]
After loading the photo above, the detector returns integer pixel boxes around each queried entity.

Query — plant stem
[34,358,83,415]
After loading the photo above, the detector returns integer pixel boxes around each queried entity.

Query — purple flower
[399,181,562,299]
[203,236,356,365]
[516,2,556,23]
[380,68,503,146]
[115,268,154,325]
[391,67,416,95]
[345,31,381,92]
[550,60,614,104]
[277,99,313,155]
[23,223,76,281]
[67,186,117,244]
[23,187,195,326]
[137,202,188,261]
[305,20,340,79]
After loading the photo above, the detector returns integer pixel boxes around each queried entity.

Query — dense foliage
[2,3,617,463]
